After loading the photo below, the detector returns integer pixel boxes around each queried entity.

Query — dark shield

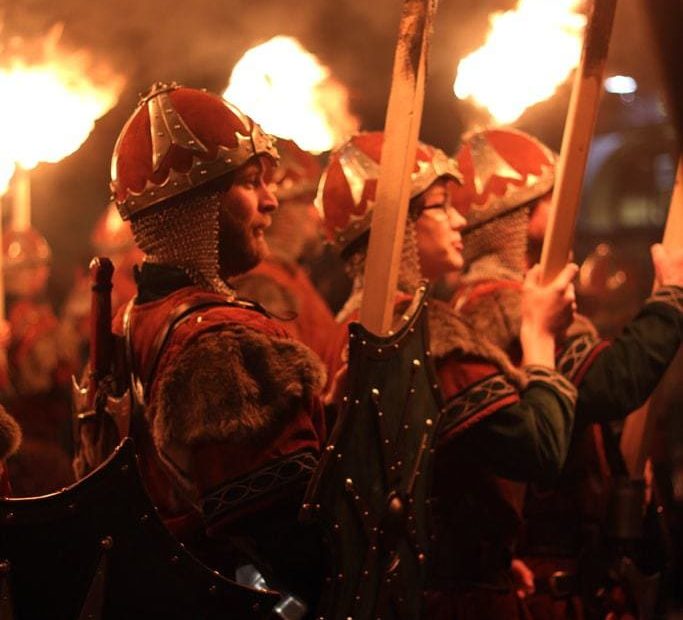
[303,286,442,619]
[0,438,279,620]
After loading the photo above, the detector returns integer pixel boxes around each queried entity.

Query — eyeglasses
[417,203,460,223]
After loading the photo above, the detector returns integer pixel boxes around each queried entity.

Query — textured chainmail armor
[131,190,235,298]
[463,206,530,278]
[338,218,423,322]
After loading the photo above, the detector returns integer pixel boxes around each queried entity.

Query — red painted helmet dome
[316,131,462,252]
[111,82,279,220]
[452,127,556,229]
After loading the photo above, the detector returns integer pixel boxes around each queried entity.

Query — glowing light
[454,0,586,125]
[0,157,15,196]
[0,25,125,170]
[224,36,359,153]
[604,75,637,95]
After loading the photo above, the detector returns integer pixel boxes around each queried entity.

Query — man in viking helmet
[316,131,582,618]
[89,82,327,609]
[450,127,683,619]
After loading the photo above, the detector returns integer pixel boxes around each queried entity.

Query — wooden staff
[0,200,4,322]
[539,0,618,284]
[12,167,31,233]
[620,157,683,478]
[359,0,437,334]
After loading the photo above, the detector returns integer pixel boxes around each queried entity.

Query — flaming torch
[223,35,359,153]
[0,25,124,232]
[454,0,586,125]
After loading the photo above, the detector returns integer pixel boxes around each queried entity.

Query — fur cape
[455,276,598,356]
[154,323,326,449]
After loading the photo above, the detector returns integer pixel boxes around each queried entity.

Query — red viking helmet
[111,82,279,220]
[269,138,322,202]
[316,131,462,252]
[452,128,556,229]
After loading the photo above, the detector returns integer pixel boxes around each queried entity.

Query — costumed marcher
[316,131,581,620]
[450,127,683,620]
[74,83,327,612]
[234,138,335,359]
[1,227,79,495]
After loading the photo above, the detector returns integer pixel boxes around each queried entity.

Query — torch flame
[0,25,125,170]
[0,157,15,196]
[224,36,359,153]
[454,0,586,125]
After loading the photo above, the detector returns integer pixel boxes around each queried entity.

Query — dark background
[0,0,675,303]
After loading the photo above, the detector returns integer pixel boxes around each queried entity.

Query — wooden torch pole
[539,0,618,284]
[359,0,437,335]
[12,166,31,233]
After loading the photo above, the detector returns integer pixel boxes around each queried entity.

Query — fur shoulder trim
[428,299,527,388]
[154,324,326,448]
[456,283,522,352]
[0,406,22,460]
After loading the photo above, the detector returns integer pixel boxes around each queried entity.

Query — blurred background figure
[576,242,643,337]
[61,201,143,369]
[1,226,79,495]
[234,138,337,359]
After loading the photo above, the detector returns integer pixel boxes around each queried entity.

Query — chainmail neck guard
[463,206,530,279]
[130,190,235,299]
[337,219,422,323]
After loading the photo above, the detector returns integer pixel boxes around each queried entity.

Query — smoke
[0,0,662,305]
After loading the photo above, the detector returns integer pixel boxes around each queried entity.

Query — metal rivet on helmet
[110,82,279,220]
[315,131,462,253]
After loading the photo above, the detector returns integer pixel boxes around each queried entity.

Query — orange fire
[0,158,15,197]
[224,36,359,153]
[0,25,124,170]
[454,0,586,125]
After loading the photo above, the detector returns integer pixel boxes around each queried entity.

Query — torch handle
[539,0,618,284]
[360,0,437,334]
[89,257,114,385]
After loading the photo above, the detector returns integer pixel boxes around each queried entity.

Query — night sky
[0,0,669,302]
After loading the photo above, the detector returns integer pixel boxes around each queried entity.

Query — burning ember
[0,25,124,170]
[454,0,586,125]
[224,35,359,153]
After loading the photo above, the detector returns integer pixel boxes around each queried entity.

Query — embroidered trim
[201,450,318,525]
[441,373,517,435]
[524,365,577,406]
[647,285,683,315]
[556,334,604,384]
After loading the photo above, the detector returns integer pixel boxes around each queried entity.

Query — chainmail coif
[463,206,530,281]
[130,189,235,299]
[338,218,423,323]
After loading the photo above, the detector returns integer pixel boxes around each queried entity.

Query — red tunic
[325,297,577,620]
[113,285,326,539]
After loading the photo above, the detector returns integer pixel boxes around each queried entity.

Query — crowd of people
[0,82,681,619]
